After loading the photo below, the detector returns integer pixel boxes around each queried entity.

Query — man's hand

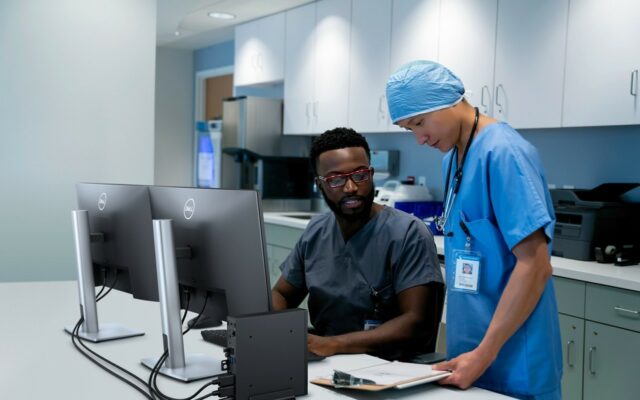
[433,348,495,389]
[307,333,338,357]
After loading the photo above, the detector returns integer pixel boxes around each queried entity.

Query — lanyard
[436,107,479,233]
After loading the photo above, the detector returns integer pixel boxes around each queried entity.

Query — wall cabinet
[493,0,568,128]
[563,0,640,127]
[283,0,351,135]
[240,0,640,133]
[347,0,392,133]
[234,13,285,87]
[283,3,316,134]
[439,0,497,116]
[439,0,568,129]
[555,277,640,400]
[385,0,441,132]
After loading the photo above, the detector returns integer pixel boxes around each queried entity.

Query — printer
[551,183,640,262]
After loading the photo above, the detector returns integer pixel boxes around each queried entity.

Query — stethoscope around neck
[435,107,479,234]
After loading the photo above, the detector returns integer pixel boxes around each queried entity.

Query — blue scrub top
[443,122,562,397]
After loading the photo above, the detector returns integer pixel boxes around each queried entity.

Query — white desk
[0,281,511,399]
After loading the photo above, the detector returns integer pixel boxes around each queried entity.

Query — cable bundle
[69,276,234,399]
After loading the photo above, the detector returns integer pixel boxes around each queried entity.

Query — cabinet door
[234,21,258,87]
[563,0,640,127]
[583,321,640,400]
[234,13,285,87]
[348,0,392,133]
[439,0,497,116]
[256,13,285,84]
[494,0,568,128]
[314,0,351,133]
[388,0,440,132]
[559,314,584,400]
[283,3,316,135]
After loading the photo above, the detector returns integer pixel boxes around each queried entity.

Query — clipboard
[310,360,452,391]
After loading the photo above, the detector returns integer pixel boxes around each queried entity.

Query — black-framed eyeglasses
[317,167,372,189]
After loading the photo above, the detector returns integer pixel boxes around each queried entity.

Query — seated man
[271,127,444,360]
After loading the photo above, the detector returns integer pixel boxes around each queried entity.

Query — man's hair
[309,127,371,176]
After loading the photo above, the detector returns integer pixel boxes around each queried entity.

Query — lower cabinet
[555,277,640,400]
[559,314,584,400]
[264,223,308,311]
[583,321,640,400]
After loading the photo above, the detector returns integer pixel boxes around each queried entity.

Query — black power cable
[70,279,227,400]
[148,294,227,400]
[70,269,153,399]
[96,268,119,302]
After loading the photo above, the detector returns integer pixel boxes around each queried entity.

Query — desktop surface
[0,280,514,399]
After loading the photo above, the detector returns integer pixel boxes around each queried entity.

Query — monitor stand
[187,314,223,330]
[64,210,144,342]
[141,219,224,382]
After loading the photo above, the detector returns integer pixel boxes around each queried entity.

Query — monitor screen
[76,183,158,302]
[148,186,272,321]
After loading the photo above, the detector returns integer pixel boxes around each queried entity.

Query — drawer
[264,223,304,249]
[586,283,640,333]
[554,277,586,318]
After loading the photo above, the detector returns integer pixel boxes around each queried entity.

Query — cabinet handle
[495,84,504,114]
[588,346,596,375]
[306,102,311,124]
[257,53,263,71]
[313,101,318,120]
[566,340,575,368]
[614,306,640,316]
[631,70,638,96]
[481,85,490,114]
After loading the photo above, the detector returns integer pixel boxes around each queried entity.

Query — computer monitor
[65,183,157,342]
[141,186,273,381]
[76,183,158,301]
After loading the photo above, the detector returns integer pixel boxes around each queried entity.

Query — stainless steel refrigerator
[221,96,283,190]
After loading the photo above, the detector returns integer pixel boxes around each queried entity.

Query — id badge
[452,249,481,294]
[364,320,382,331]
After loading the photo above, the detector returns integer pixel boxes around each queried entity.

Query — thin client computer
[142,186,272,382]
[65,183,158,342]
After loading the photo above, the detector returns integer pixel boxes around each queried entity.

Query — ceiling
[157,0,315,50]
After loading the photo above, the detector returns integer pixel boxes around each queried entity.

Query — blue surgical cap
[386,60,465,123]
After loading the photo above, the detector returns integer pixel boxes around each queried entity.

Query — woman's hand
[433,348,495,389]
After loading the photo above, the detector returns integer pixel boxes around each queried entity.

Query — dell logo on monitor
[98,193,107,211]
[183,198,195,220]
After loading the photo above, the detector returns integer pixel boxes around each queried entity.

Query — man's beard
[320,185,375,222]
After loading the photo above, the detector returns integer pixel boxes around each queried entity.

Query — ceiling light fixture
[174,31,181,36]
[208,12,236,20]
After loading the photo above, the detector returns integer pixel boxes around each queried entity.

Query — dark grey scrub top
[280,206,443,337]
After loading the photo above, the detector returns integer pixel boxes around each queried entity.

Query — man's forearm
[329,311,425,354]
[271,289,289,311]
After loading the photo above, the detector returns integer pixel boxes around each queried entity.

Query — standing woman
[386,60,562,400]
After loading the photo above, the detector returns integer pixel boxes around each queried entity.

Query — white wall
[154,47,194,186]
[0,0,157,282]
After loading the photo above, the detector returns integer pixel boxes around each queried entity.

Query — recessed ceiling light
[208,12,236,20]
[174,31,181,36]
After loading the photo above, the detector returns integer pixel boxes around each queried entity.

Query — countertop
[264,212,640,292]
[0,281,513,399]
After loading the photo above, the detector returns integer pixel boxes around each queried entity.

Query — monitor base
[141,354,224,382]
[64,323,144,343]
